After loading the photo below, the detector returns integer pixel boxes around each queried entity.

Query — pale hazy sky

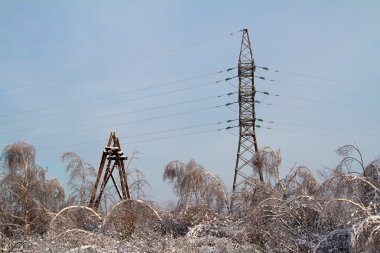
[1,1,379,204]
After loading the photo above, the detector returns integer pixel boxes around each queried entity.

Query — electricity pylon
[89,132,130,210]
[231,29,263,210]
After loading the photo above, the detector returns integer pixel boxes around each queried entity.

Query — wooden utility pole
[89,132,130,210]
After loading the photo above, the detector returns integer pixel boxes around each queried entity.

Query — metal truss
[231,29,263,210]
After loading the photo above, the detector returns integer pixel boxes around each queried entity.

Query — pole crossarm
[89,131,131,210]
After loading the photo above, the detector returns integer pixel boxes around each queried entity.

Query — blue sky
[1,1,379,205]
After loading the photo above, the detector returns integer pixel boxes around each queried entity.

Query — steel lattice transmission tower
[231,29,264,209]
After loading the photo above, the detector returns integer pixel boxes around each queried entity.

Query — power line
[0,74,238,125]
[279,94,372,110]
[127,124,239,145]
[1,31,240,92]
[249,88,372,112]
[31,112,373,173]
[220,82,356,111]
[226,128,238,137]
[255,65,359,87]
[36,125,240,157]
[255,76,350,93]
[266,92,371,110]
[0,92,237,135]
[0,99,238,145]
[233,76,374,114]
[262,126,376,143]
[262,119,380,140]
[0,94,235,134]
[260,102,358,116]
[36,120,235,152]
[0,67,237,118]
[225,90,366,118]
